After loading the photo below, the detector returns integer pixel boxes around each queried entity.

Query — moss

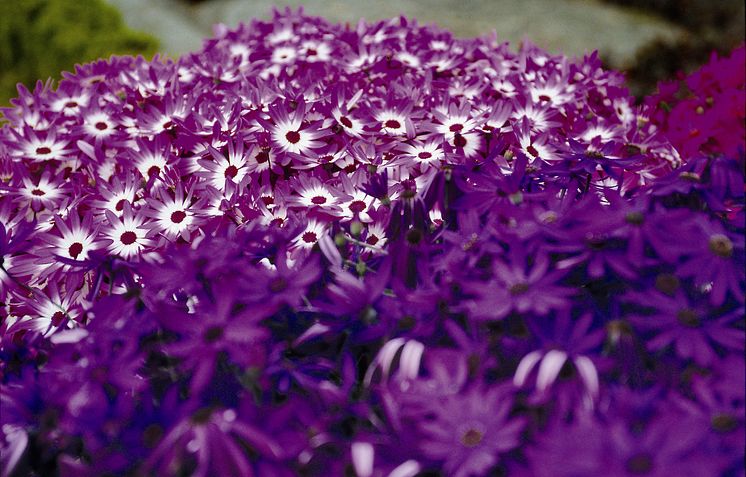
[0,0,159,105]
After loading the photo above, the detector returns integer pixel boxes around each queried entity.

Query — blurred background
[1,0,744,106]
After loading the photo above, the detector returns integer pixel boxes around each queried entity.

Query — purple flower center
[302,231,317,243]
[95,122,108,130]
[31,189,45,196]
[311,195,327,205]
[35,146,52,155]
[349,200,366,213]
[340,116,353,128]
[526,144,539,157]
[170,211,186,223]
[224,165,238,178]
[285,130,301,144]
[384,119,401,129]
[449,123,463,132]
[418,151,432,160]
[51,311,66,327]
[256,151,269,163]
[68,242,84,259]
[147,165,161,177]
[366,235,379,245]
[120,231,137,245]
[454,133,467,148]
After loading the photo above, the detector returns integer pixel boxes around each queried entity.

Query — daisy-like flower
[103,203,153,259]
[81,108,118,141]
[269,101,326,155]
[291,219,327,251]
[375,109,412,137]
[143,184,200,241]
[410,385,525,477]
[397,140,445,168]
[9,128,72,162]
[197,141,251,191]
[271,45,297,64]
[286,175,345,211]
[89,173,141,217]
[300,40,331,62]
[17,284,80,338]
[39,212,102,263]
[16,171,66,211]
[131,138,176,180]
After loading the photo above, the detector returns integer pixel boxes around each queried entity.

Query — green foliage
[0,0,159,105]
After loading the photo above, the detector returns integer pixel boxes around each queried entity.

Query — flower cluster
[1,9,744,477]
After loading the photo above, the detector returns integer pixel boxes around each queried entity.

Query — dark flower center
[306,48,317,56]
[115,199,127,211]
[349,200,367,213]
[676,309,700,328]
[453,133,467,148]
[191,407,214,424]
[142,424,163,448]
[120,231,137,245]
[384,119,401,129]
[418,151,432,160]
[31,189,45,196]
[311,195,327,205]
[526,144,539,157]
[35,146,52,155]
[449,123,464,132]
[68,242,84,259]
[340,116,353,128]
[170,211,186,223]
[261,196,274,205]
[162,120,174,130]
[269,277,288,293]
[224,165,238,178]
[655,274,680,295]
[538,94,551,102]
[366,235,379,245]
[95,122,108,130]
[460,428,483,447]
[51,311,66,327]
[64,101,78,108]
[147,165,161,177]
[405,228,423,245]
[711,413,738,433]
[302,231,317,243]
[256,151,269,163]
[285,130,301,144]
[509,283,530,295]
[625,453,654,474]
[708,234,733,258]
[625,211,644,225]
[203,326,224,343]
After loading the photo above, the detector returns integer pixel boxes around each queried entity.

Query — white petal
[574,355,599,397]
[397,340,424,381]
[351,442,374,477]
[388,460,421,477]
[513,350,543,387]
[536,349,567,392]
